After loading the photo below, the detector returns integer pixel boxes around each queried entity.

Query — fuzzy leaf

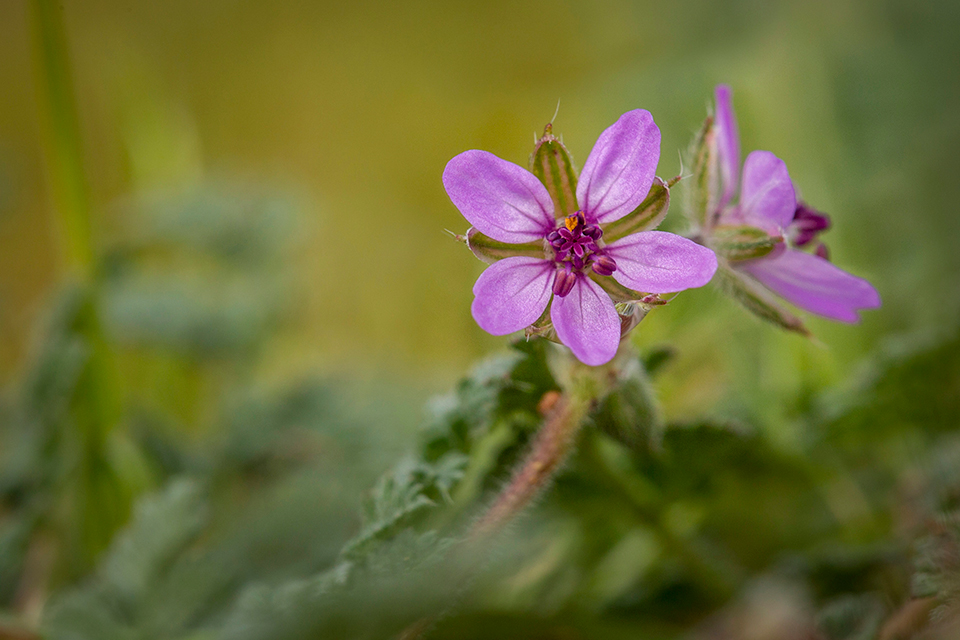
[340,453,467,561]
[101,479,207,602]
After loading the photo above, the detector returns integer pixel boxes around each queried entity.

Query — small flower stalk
[688,85,881,331]
[444,110,717,366]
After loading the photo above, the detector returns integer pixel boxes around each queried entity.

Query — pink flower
[711,85,880,323]
[443,110,717,366]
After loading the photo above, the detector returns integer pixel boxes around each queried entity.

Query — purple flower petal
[738,150,797,231]
[550,275,620,366]
[604,231,718,293]
[443,150,555,243]
[739,248,881,323]
[471,256,555,335]
[714,84,740,208]
[576,109,660,226]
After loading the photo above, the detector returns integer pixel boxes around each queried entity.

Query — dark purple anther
[591,254,617,276]
[790,202,831,247]
[815,243,829,261]
[553,265,576,297]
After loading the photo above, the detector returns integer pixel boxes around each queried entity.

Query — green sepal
[602,178,671,242]
[710,224,783,262]
[466,228,545,264]
[616,302,650,340]
[530,123,579,219]
[714,262,810,336]
[524,301,560,344]
[685,115,719,230]
[589,273,646,303]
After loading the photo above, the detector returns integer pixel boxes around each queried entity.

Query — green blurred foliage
[0,0,958,638]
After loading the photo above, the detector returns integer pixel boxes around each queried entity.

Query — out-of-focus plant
[1,3,955,640]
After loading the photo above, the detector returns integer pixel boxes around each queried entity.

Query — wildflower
[443,110,717,366]
[707,85,880,323]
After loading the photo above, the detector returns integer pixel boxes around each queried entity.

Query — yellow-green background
[1,0,957,421]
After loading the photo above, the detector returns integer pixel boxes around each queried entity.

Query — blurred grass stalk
[30,0,135,582]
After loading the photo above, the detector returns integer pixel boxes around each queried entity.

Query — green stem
[31,0,94,279]
[397,358,614,640]
[30,0,133,578]
[467,356,615,541]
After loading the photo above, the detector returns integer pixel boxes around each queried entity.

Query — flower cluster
[443,90,880,365]
[443,110,717,365]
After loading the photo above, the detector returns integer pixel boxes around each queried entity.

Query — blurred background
[1,0,958,638]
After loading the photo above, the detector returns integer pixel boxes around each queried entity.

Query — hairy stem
[467,390,590,541]
[397,356,617,640]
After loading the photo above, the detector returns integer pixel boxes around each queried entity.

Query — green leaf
[530,124,579,218]
[714,262,810,336]
[340,453,468,561]
[101,479,207,602]
[602,178,671,242]
[710,224,783,261]
[816,593,886,640]
[0,517,31,604]
[591,356,663,454]
[640,345,676,377]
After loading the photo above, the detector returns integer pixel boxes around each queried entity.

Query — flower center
[546,212,618,297]
[788,203,830,248]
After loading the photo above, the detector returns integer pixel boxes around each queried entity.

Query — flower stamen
[547,211,617,290]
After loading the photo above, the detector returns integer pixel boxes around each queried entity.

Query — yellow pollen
[564,215,579,232]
